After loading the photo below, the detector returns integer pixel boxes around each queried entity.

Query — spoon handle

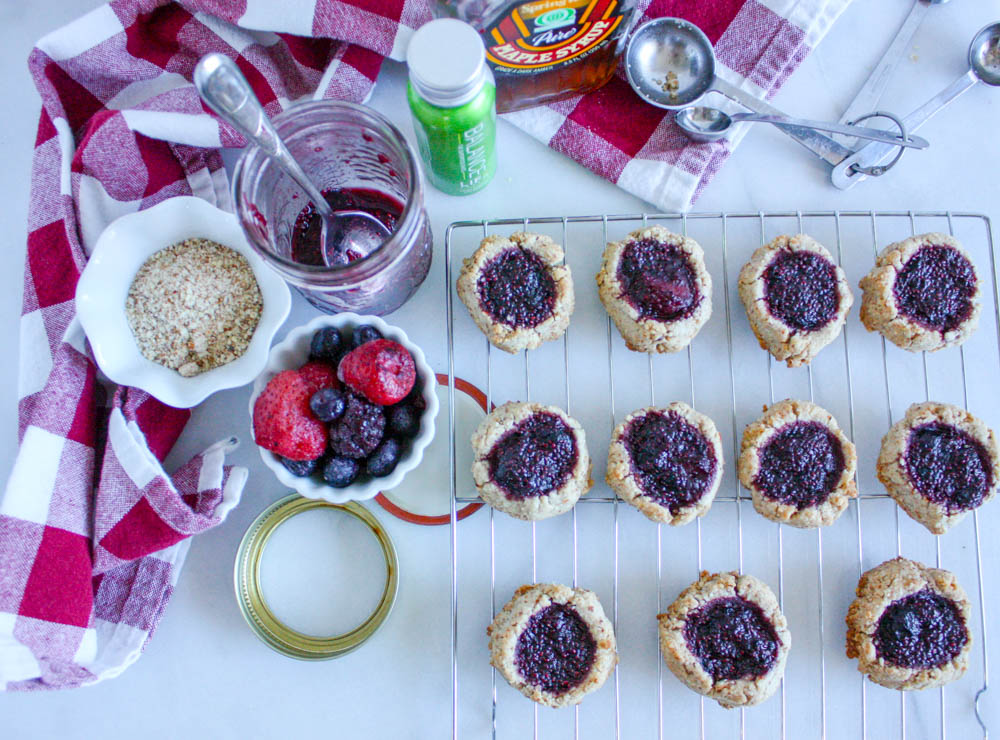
[729,113,929,149]
[194,53,333,216]
[712,78,854,168]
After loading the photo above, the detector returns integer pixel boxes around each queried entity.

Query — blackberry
[328,393,385,459]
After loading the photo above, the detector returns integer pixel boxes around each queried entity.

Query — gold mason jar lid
[234,493,399,660]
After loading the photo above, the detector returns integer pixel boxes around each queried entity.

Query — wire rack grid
[445,211,995,740]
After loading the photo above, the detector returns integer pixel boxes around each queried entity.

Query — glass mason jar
[232,101,432,315]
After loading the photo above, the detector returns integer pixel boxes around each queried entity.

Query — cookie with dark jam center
[616,237,700,322]
[905,422,992,514]
[893,245,976,334]
[762,250,839,331]
[754,421,845,509]
[874,589,968,669]
[487,412,578,499]
[684,596,780,681]
[477,247,557,328]
[624,411,717,514]
[514,604,597,694]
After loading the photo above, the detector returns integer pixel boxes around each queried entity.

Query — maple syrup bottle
[438,0,636,113]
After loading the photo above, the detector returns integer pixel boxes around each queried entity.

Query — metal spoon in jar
[832,21,1000,189]
[675,106,929,148]
[193,53,390,267]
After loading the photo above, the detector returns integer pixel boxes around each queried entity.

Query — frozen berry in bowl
[309,327,343,362]
[352,324,383,348]
[338,339,416,405]
[279,455,321,477]
[298,360,338,394]
[367,438,403,478]
[329,392,386,458]
[310,387,346,422]
[252,370,326,461]
[387,402,421,438]
[323,456,361,488]
[248,313,439,503]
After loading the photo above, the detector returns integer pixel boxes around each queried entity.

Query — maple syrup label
[485,0,625,72]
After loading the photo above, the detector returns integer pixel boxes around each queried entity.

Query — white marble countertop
[1,1,998,738]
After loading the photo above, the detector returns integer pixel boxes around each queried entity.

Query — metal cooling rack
[445,211,995,740]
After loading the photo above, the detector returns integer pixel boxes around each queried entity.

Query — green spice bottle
[406,19,497,196]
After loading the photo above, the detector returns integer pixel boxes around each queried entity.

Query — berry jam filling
[616,237,700,322]
[762,250,839,331]
[476,248,556,328]
[904,422,992,513]
[291,188,402,267]
[514,604,596,694]
[487,412,578,500]
[753,421,845,509]
[874,589,967,669]
[684,596,779,681]
[893,245,976,334]
[623,411,717,514]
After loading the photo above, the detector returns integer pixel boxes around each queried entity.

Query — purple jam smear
[623,410,717,514]
[683,596,779,681]
[616,237,700,322]
[762,250,839,331]
[904,422,992,514]
[753,421,845,509]
[514,604,596,694]
[893,245,976,334]
[487,412,578,500]
[874,588,967,669]
[476,248,556,328]
[291,187,401,267]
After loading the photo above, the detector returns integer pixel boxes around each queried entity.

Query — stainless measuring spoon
[194,53,390,267]
[675,106,929,148]
[832,21,1000,189]
[837,0,951,146]
[625,17,855,168]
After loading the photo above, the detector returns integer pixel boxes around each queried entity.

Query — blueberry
[402,379,426,410]
[351,324,382,348]
[367,438,402,477]
[310,327,344,362]
[279,456,320,477]
[387,403,421,437]
[323,456,360,488]
[310,387,346,422]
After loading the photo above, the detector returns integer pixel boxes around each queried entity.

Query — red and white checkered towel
[2,0,428,691]
[3,0,847,691]
[504,0,854,210]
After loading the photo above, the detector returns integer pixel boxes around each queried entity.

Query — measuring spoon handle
[712,77,854,168]
[831,69,978,189]
[729,113,928,148]
[194,53,333,216]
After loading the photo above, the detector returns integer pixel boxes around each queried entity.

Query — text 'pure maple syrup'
[438,0,636,113]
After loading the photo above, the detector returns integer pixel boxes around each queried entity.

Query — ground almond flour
[126,238,263,377]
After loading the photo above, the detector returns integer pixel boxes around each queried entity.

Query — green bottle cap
[407,18,488,108]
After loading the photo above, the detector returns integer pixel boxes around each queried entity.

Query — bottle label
[485,0,624,73]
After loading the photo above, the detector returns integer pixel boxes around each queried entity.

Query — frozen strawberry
[298,360,339,394]
[253,370,327,461]
[337,339,416,406]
